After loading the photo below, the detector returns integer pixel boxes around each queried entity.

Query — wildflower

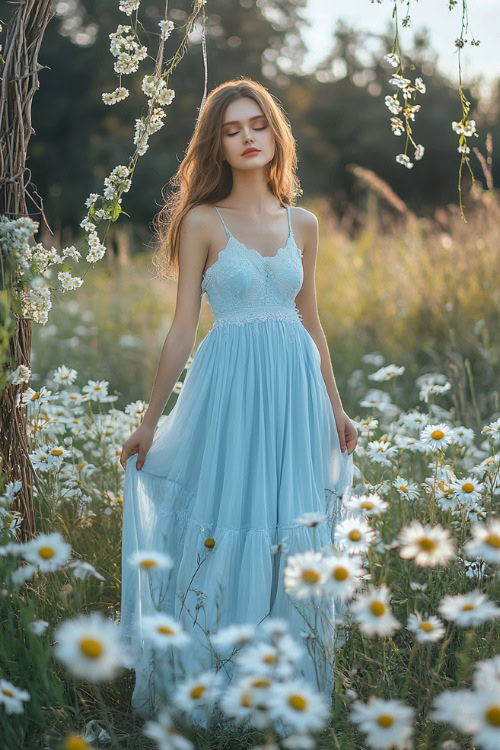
[11,563,37,585]
[398,521,456,567]
[366,440,399,466]
[350,696,414,750]
[420,423,454,451]
[82,379,109,402]
[464,519,500,564]
[438,590,500,627]
[322,553,365,600]
[407,612,445,643]
[350,584,401,637]
[392,476,419,500]
[283,551,326,599]
[68,560,105,580]
[432,684,500,750]
[22,531,71,572]
[267,679,331,733]
[396,153,414,169]
[220,673,275,727]
[0,680,31,714]
[128,550,173,571]
[472,655,500,689]
[210,624,256,650]
[335,516,375,555]
[28,619,49,636]
[383,52,400,68]
[143,706,194,749]
[235,643,281,677]
[295,511,327,528]
[142,614,191,650]
[344,493,388,518]
[52,365,78,385]
[368,364,405,381]
[450,476,484,506]
[53,612,128,681]
[173,671,224,712]
[102,87,130,105]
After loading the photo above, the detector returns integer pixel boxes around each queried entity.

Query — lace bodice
[201,205,304,328]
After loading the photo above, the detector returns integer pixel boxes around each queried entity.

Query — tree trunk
[0,0,54,540]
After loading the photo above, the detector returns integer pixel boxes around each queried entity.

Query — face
[221,96,275,169]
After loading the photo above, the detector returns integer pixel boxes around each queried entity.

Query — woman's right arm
[119,205,211,470]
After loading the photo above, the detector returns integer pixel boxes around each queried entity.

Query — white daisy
[53,612,127,681]
[52,365,78,385]
[143,706,194,749]
[22,531,71,572]
[407,612,445,643]
[392,476,420,501]
[142,613,191,650]
[350,696,414,750]
[350,584,401,637]
[368,364,405,381]
[295,511,327,528]
[173,670,224,713]
[283,551,326,599]
[259,617,291,641]
[344,493,388,518]
[464,519,500,564]
[420,423,454,452]
[398,521,455,566]
[235,642,281,677]
[432,685,500,749]
[450,476,484,506]
[335,516,375,555]
[0,680,31,714]
[11,563,37,585]
[472,655,500,690]
[366,440,399,466]
[220,673,275,728]
[210,623,256,650]
[27,619,49,636]
[267,678,331,733]
[438,590,500,627]
[322,552,365,600]
[68,560,105,580]
[128,549,173,572]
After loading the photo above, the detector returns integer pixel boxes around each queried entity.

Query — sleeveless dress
[120,204,354,725]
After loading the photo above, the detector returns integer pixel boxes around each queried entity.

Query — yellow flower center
[400,485,408,492]
[419,622,435,632]
[116,495,123,505]
[204,537,215,548]
[462,604,475,611]
[431,429,444,440]
[485,534,500,549]
[32,392,41,400]
[461,483,474,493]
[418,537,436,552]
[2,689,14,697]
[139,560,157,568]
[79,638,104,659]
[333,566,349,581]
[485,706,500,727]
[51,448,64,456]
[360,501,374,510]
[302,568,321,583]
[370,601,386,617]
[263,653,277,664]
[348,530,362,542]
[157,626,174,635]
[288,694,308,711]
[38,546,55,559]
[241,691,252,707]
[377,714,395,728]
[191,684,206,699]
[64,736,90,750]
[252,679,271,688]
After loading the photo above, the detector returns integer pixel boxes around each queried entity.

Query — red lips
[241,148,260,155]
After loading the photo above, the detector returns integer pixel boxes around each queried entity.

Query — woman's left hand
[333,408,358,455]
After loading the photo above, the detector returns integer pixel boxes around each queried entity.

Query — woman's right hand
[120,424,155,471]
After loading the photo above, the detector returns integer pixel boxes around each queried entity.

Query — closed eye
[227,126,267,137]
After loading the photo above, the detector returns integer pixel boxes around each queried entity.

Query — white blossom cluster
[383,52,425,169]
[109,24,148,75]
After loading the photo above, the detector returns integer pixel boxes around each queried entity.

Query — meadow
[1,184,499,750]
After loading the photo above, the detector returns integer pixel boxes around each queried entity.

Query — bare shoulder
[180,203,216,234]
[290,206,318,251]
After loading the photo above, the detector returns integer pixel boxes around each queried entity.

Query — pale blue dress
[120,205,354,725]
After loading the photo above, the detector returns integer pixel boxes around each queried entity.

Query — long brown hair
[151,76,301,281]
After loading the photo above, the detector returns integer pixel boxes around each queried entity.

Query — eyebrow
[222,115,266,126]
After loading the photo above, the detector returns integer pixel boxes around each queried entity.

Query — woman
[119,77,357,727]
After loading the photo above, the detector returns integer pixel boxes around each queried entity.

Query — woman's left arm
[294,208,358,456]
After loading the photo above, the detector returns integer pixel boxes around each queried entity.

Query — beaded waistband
[212,305,302,328]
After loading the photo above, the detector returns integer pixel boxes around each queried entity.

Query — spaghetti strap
[286,205,294,237]
[214,206,232,239]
